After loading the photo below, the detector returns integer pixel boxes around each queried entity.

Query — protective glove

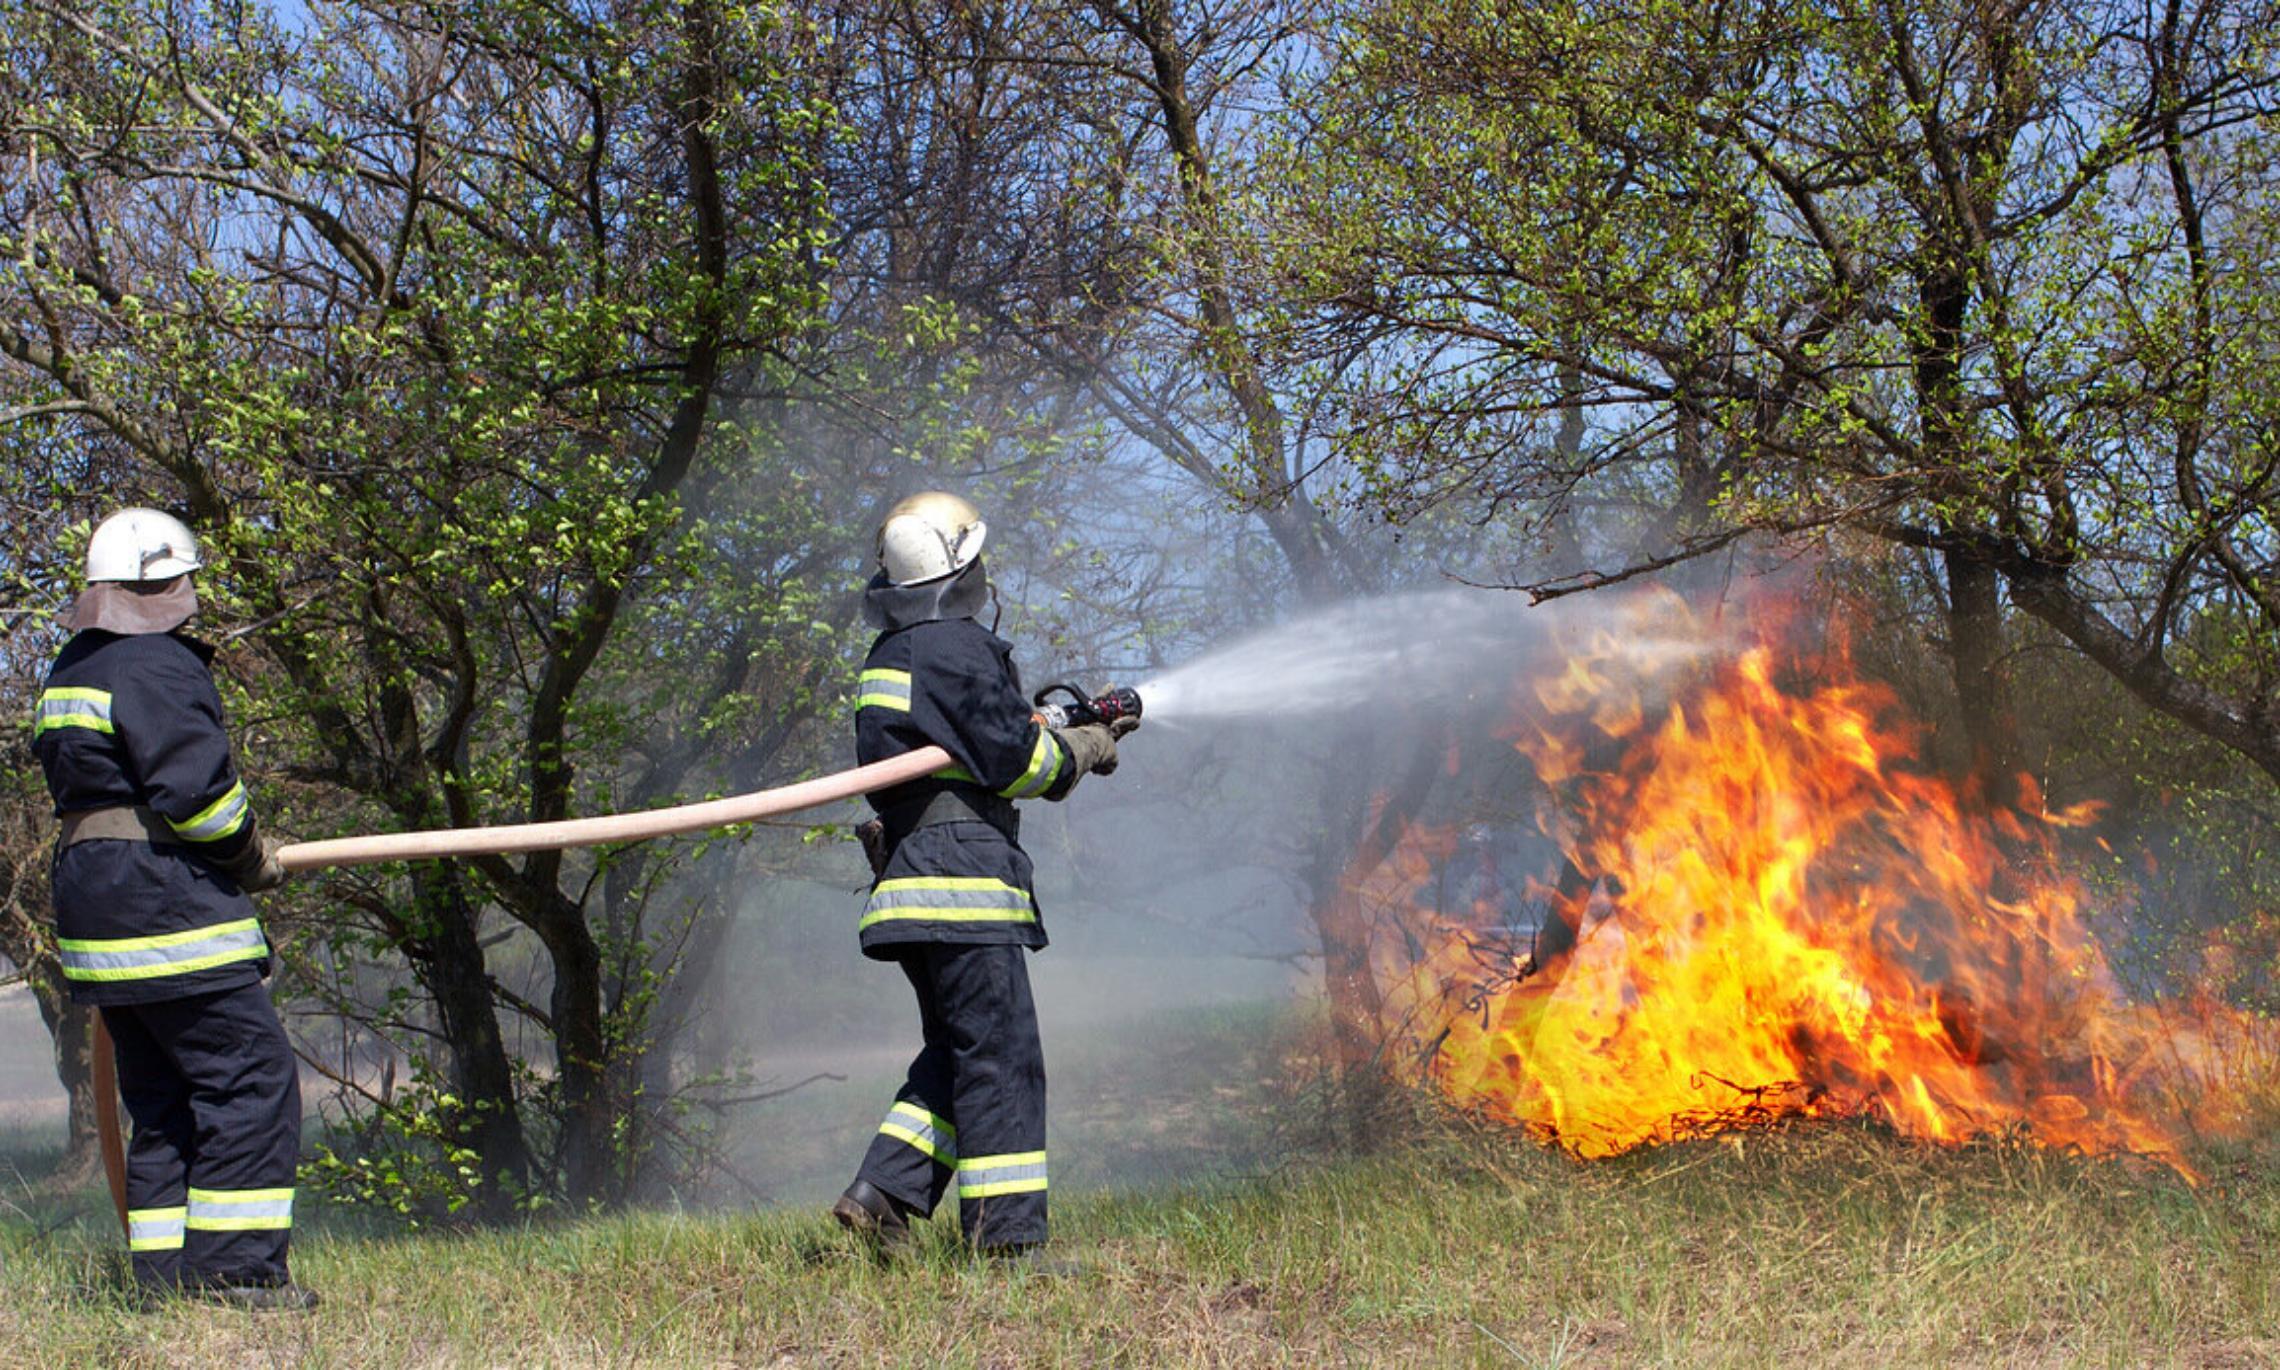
[1053,723,1119,778]
[220,832,289,893]
[1094,714,1139,775]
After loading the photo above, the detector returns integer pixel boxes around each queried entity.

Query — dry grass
[3,1110,2275,1367]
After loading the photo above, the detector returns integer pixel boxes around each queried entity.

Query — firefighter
[29,509,314,1312]
[831,492,1129,1262]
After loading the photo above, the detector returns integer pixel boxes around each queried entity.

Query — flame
[1371,589,2266,1178]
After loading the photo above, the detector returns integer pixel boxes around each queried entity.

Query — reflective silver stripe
[56,918,268,983]
[186,1186,294,1231]
[33,687,115,737]
[859,877,1037,932]
[998,730,1065,800]
[879,1100,956,1163]
[854,669,913,712]
[128,1206,186,1251]
[169,779,250,842]
[956,1150,1048,1198]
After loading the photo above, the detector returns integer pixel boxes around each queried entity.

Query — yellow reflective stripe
[956,1150,1045,1169]
[186,1186,294,1231]
[34,714,112,735]
[32,686,116,737]
[873,876,1030,894]
[859,873,1039,931]
[888,1100,955,1138]
[854,668,913,712]
[961,1178,1048,1197]
[61,944,269,983]
[57,917,264,953]
[934,765,978,783]
[998,729,1065,799]
[169,779,249,842]
[57,918,268,983]
[127,1206,187,1251]
[187,1186,295,1203]
[956,1150,1048,1198]
[859,905,1040,931]
[879,1101,957,1163]
[43,687,112,703]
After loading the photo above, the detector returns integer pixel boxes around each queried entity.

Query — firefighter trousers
[855,943,1047,1249]
[101,982,301,1289]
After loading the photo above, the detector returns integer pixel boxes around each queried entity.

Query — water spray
[268,587,1573,874]
[1135,589,1551,725]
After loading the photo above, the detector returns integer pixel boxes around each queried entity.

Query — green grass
[4,1113,2276,1367]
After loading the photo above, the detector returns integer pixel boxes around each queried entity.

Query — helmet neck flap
[863,557,991,631]
[65,575,199,636]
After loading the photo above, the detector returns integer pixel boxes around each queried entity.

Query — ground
[5,1104,2277,1366]
[4,982,2276,1366]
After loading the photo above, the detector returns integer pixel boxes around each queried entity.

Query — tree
[1,0,843,1210]
[1281,0,2280,796]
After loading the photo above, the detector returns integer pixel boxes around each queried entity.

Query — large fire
[1369,590,2265,1178]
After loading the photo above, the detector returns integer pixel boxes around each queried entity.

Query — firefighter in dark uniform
[831,492,1129,1259]
[29,508,315,1311]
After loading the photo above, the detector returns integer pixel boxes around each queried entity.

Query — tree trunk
[1943,550,2024,806]
[541,904,616,1209]
[1915,234,2026,807]
[0,820,101,1184]
[26,964,101,1186]
[1304,721,1448,1138]
[1108,2,1423,1129]
[409,868,530,1217]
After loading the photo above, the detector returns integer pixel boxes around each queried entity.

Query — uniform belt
[58,806,176,847]
[885,786,1017,843]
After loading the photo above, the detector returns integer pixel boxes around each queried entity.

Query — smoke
[0,988,65,1157]
[708,864,1311,1204]
[705,582,1605,1204]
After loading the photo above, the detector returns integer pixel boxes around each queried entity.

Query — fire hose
[90,744,957,1239]
[92,1015,126,1238]
[273,745,956,872]
[87,682,1143,1233]
[267,677,1138,870]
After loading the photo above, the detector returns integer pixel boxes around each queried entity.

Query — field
[5,1101,2277,1367]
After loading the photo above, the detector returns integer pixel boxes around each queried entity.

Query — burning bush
[1373,590,2270,1178]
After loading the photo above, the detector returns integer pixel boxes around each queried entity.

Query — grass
[3,1110,2276,1367]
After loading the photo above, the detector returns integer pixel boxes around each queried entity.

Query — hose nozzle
[1034,682,1143,731]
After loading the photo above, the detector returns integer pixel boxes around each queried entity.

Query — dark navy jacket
[854,605,1072,959]
[31,630,269,1006]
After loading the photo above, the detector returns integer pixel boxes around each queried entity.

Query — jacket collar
[72,626,217,663]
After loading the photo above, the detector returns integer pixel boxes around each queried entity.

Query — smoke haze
[0,583,1641,1197]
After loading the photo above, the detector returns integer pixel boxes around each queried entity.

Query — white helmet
[85,507,202,584]
[877,491,987,586]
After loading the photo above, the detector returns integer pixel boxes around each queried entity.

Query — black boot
[199,1281,322,1313]
[127,1280,186,1314]
[981,1243,1086,1278]
[831,1180,915,1257]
